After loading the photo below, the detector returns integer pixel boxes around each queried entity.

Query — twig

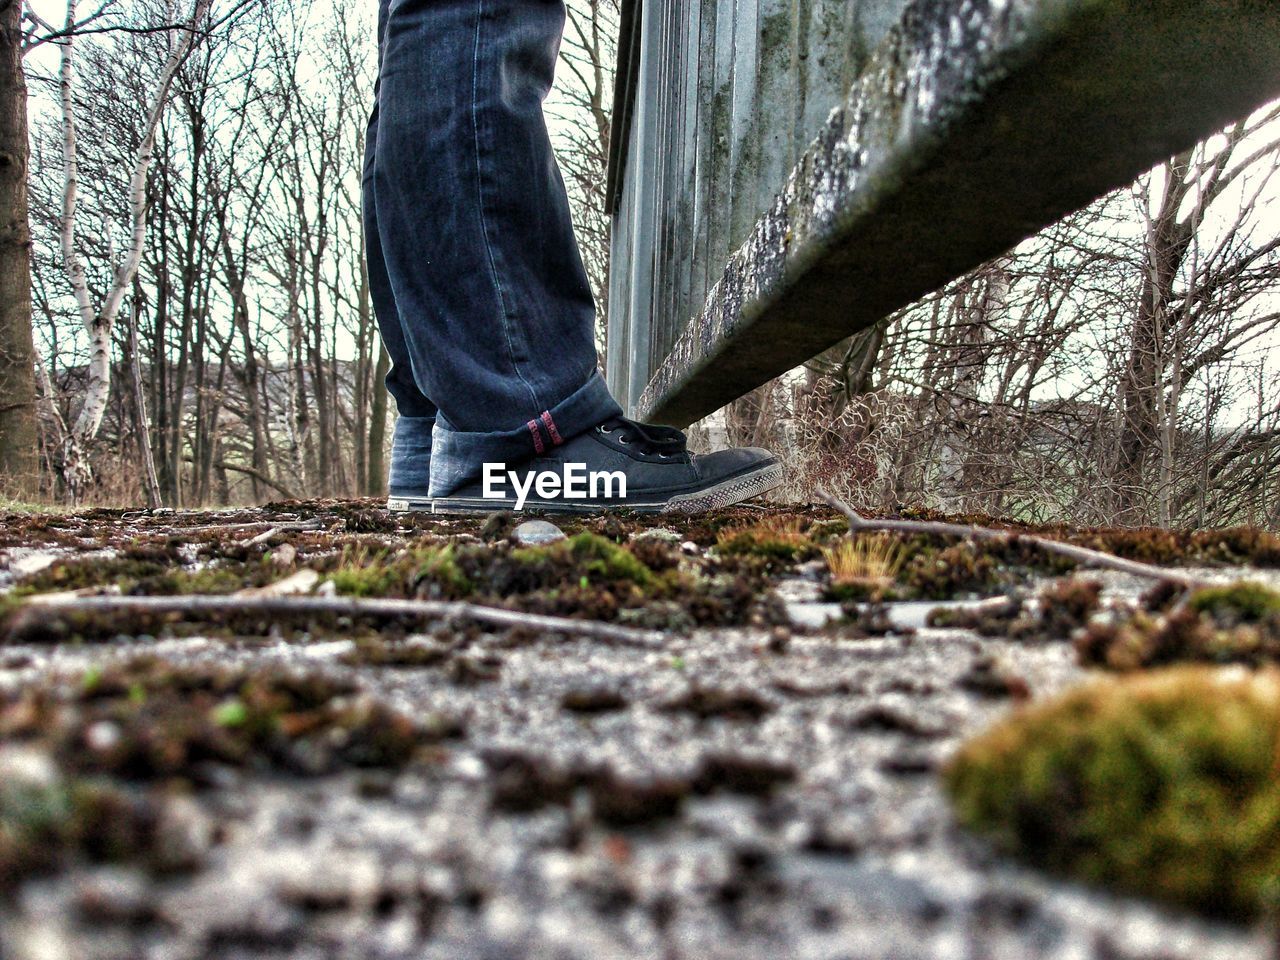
[174,520,323,539]
[18,594,667,649]
[815,488,1206,587]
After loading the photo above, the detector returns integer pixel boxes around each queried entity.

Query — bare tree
[549,0,618,346]
[778,107,1280,529]
[53,0,212,501]
[0,0,38,498]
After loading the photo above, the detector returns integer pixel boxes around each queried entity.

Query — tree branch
[816,488,1206,586]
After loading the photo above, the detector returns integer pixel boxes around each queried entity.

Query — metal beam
[622,0,1280,427]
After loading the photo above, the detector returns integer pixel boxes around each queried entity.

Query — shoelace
[596,417,687,457]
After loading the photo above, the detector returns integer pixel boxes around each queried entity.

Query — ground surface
[0,499,1274,959]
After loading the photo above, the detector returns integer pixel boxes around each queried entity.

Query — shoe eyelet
[617,436,629,444]
[597,426,612,435]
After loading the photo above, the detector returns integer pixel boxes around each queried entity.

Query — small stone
[270,542,298,567]
[85,720,122,753]
[153,796,213,872]
[680,540,700,554]
[512,519,566,546]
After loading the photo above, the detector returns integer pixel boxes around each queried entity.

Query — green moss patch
[1187,581,1280,623]
[323,532,783,630]
[18,552,280,598]
[945,666,1280,921]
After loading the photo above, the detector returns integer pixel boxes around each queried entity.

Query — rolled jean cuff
[387,414,436,495]
[428,372,623,497]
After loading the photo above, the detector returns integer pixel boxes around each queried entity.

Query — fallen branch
[18,593,667,649]
[815,488,1206,587]
[176,519,324,538]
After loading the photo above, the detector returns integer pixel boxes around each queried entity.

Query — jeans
[363,0,622,497]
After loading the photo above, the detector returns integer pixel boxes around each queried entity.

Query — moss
[1035,577,1103,638]
[627,536,681,572]
[0,505,841,640]
[328,547,404,597]
[146,566,256,596]
[412,545,473,598]
[1187,581,1280,624]
[1078,581,1280,671]
[0,656,436,782]
[660,685,773,721]
[0,587,34,622]
[893,508,1280,569]
[899,537,1076,600]
[928,577,1102,643]
[20,557,171,593]
[901,541,1004,599]
[716,519,817,567]
[944,666,1280,921]
[563,532,653,586]
[15,551,279,598]
[339,636,452,668]
[0,776,162,892]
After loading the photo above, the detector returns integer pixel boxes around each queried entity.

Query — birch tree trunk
[0,0,38,498]
[57,0,211,503]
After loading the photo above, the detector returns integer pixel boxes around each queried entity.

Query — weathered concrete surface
[618,0,1280,426]
[1,501,1278,958]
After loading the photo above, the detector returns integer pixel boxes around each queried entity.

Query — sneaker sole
[401,460,783,516]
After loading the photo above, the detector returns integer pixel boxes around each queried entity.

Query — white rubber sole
[388,461,783,516]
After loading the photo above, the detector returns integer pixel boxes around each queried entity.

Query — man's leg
[374,0,620,497]
[364,0,437,497]
[374,0,781,514]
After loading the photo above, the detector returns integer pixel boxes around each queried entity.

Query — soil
[0,499,1272,960]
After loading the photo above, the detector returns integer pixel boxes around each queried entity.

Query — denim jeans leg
[365,0,437,494]
[373,0,621,496]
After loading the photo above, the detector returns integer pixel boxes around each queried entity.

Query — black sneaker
[394,417,781,515]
